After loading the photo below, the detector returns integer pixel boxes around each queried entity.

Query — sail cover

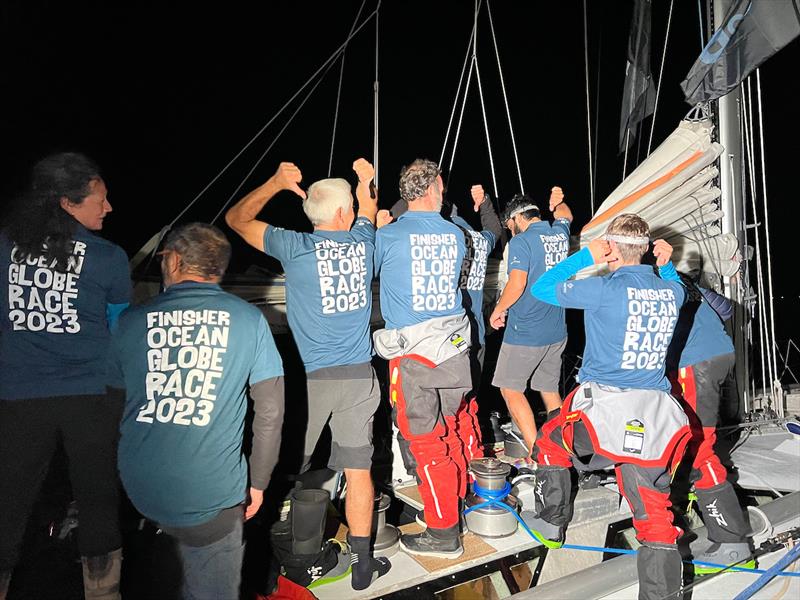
[577,118,739,279]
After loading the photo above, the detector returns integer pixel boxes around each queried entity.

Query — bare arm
[549,186,573,223]
[225,162,305,251]
[353,158,378,225]
[488,269,528,328]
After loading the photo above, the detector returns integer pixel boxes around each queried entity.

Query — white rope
[210,55,341,225]
[743,79,771,404]
[473,53,499,199]
[582,0,595,212]
[328,0,368,178]
[756,68,781,409]
[647,0,674,157]
[447,56,476,176]
[439,4,479,168]
[159,4,380,231]
[592,27,602,207]
[487,0,524,194]
[373,4,380,185]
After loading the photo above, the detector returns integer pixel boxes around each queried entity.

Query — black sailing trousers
[0,392,123,571]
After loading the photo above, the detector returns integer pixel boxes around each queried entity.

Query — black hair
[502,193,540,222]
[5,152,103,271]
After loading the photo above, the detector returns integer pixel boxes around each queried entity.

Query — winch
[463,457,520,538]
[371,492,400,557]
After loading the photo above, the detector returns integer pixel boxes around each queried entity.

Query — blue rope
[465,482,800,578]
[733,543,800,599]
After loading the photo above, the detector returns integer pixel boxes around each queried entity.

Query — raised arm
[353,158,378,225]
[653,239,681,282]
[225,162,306,251]
[471,184,502,246]
[531,239,609,306]
[549,186,573,223]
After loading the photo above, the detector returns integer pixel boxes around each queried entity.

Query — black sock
[348,534,392,590]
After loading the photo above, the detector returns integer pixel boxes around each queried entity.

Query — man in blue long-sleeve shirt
[527,214,690,600]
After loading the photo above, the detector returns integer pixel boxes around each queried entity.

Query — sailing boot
[692,482,755,574]
[347,534,391,590]
[290,488,329,555]
[0,571,10,600]
[400,524,463,559]
[81,548,122,600]
[637,542,683,600]
[519,465,570,548]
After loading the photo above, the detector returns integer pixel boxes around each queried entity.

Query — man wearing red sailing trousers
[528,214,690,600]
[373,159,482,559]
[667,276,754,573]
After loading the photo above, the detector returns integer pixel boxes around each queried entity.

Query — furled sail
[576,118,738,279]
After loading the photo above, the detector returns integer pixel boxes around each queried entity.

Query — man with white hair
[226,159,390,590]
[373,159,481,559]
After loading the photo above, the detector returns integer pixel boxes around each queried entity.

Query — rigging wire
[159,3,380,232]
[487,0,524,195]
[697,0,706,50]
[756,68,781,410]
[439,3,480,168]
[447,54,476,179]
[592,24,603,211]
[210,54,342,225]
[328,0,368,178]
[373,3,380,185]
[582,0,595,212]
[647,0,674,157]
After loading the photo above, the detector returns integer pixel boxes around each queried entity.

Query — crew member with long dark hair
[0,152,131,600]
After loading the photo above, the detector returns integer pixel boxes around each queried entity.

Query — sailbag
[576,118,738,279]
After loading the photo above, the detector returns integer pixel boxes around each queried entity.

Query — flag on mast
[619,0,655,153]
[681,0,800,105]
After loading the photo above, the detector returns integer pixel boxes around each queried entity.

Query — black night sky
[1,0,798,333]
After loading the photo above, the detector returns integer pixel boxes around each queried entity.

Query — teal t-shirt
[505,219,570,347]
[556,265,685,390]
[451,216,495,347]
[263,217,375,373]
[374,211,466,330]
[113,282,283,528]
[0,226,131,400]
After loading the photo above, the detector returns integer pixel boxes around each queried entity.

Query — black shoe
[400,526,463,559]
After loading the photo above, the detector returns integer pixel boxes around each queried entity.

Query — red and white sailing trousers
[389,351,482,530]
[534,386,688,545]
[670,353,735,490]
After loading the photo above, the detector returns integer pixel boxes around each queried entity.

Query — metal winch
[463,457,520,538]
[371,492,400,557]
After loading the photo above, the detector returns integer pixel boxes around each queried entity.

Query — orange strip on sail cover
[580,150,704,234]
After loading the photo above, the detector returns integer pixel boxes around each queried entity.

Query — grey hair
[399,159,440,203]
[163,222,231,279]
[302,178,353,226]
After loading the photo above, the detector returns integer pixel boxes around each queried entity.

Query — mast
[710,0,750,415]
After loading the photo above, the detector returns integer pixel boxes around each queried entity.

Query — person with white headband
[488,187,572,458]
[527,213,690,600]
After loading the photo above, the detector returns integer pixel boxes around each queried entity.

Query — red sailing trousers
[390,351,480,529]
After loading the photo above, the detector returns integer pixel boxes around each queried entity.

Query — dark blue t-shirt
[556,265,685,390]
[0,227,131,400]
[113,282,283,528]
[505,219,570,347]
[676,297,735,368]
[374,211,466,330]
[263,217,374,373]
[452,216,495,347]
